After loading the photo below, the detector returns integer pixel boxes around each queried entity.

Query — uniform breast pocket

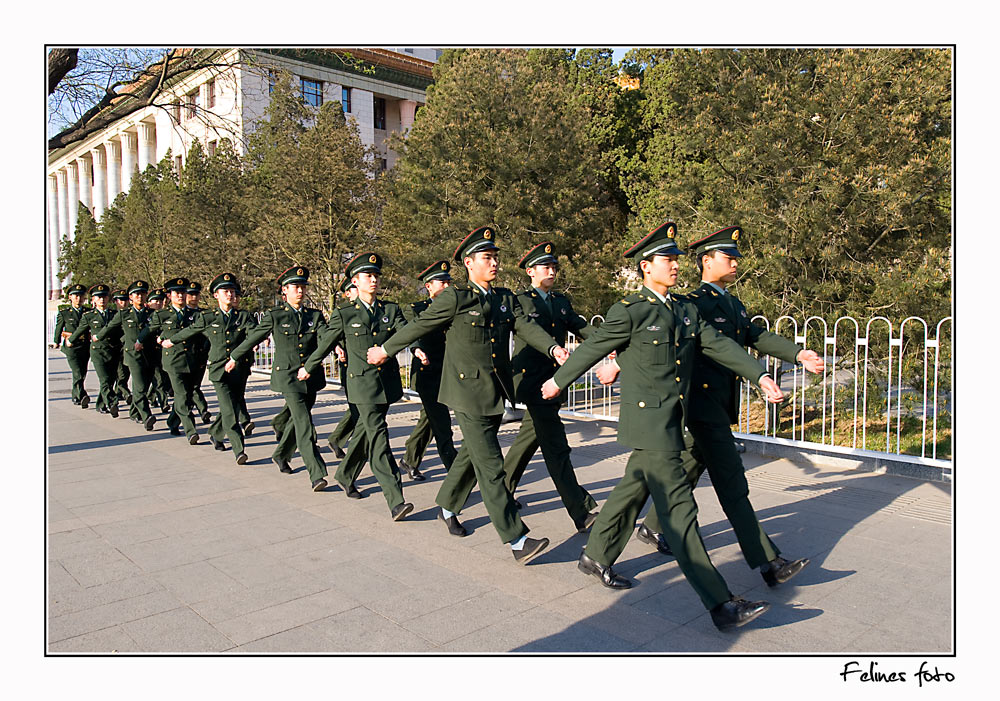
[463,321,485,343]
[639,332,669,365]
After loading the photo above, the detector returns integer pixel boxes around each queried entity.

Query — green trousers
[272,389,328,484]
[501,402,597,524]
[90,350,119,413]
[191,363,210,417]
[64,348,90,403]
[165,370,198,438]
[642,421,779,569]
[436,411,528,544]
[334,403,405,510]
[116,355,131,404]
[208,369,250,454]
[403,398,457,470]
[327,403,358,448]
[123,355,152,422]
[584,447,732,611]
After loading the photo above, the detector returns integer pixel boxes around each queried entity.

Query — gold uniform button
[459,373,465,379]
[492,353,496,358]
[653,340,658,345]
[676,359,681,365]
[703,383,709,389]
[676,377,681,382]
[638,401,646,408]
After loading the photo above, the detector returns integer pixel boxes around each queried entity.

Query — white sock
[441,508,456,519]
[510,535,527,550]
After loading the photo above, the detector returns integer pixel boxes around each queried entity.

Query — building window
[171,100,181,123]
[208,140,217,157]
[268,69,276,94]
[404,48,414,54]
[374,97,386,130]
[186,90,198,120]
[301,78,323,107]
[175,155,183,174]
[379,158,388,172]
[342,87,351,113]
[206,79,216,109]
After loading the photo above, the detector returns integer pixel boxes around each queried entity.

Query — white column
[48,175,60,296]
[66,162,79,239]
[105,140,121,205]
[92,147,107,220]
[56,169,69,246]
[399,99,418,133]
[120,131,137,192]
[76,157,92,214]
[138,122,156,172]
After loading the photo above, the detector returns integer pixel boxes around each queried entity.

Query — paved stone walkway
[46,350,952,653]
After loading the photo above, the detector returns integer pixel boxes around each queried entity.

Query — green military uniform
[230,265,329,489]
[112,290,132,406]
[325,278,358,457]
[169,273,257,461]
[641,227,804,571]
[95,280,156,430]
[145,289,171,412]
[401,260,458,475]
[67,285,122,416]
[144,278,203,442]
[551,222,771,612]
[380,227,561,547]
[53,284,91,407]
[185,281,212,423]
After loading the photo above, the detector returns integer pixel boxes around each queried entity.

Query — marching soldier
[301,252,414,520]
[51,283,91,408]
[67,284,122,417]
[368,226,567,565]
[144,277,202,444]
[325,278,359,460]
[226,266,330,491]
[112,289,132,406]
[145,288,171,412]
[500,242,599,532]
[541,222,787,630]
[185,280,213,425]
[399,259,458,481]
[93,280,157,431]
[165,273,257,464]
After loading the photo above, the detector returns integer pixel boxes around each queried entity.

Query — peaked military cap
[453,226,499,261]
[623,222,684,260]
[186,280,203,294]
[147,288,166,301]
[418,259,452,283]
[66,283,87,296]
[165,276,190,292]
[688,226,744,259]
[339,277,357,295]
[210,273,241,294]
[88,284,110,297]
[518,241,558,269]
[112,289,128,301]
[345,252,382,278]
[278,266,309,286]
[127,280,149,295]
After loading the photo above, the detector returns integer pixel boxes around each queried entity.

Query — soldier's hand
[414,349,430,366]
[297,367,310,381]
[161,338,174,349]
[367,345,389,366]
[335,346,347,363]
[541,378,561,400]
[61,331,70,339]
[224,359,237,373]
[48,342,58,349]
[797,349,825,374]
[552,346,570,365]
[595,359,621,386]
[134,341,144,351]
[759,375,784,403]
[64,340,72,348]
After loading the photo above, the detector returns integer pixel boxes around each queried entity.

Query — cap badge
[369,255,377,264]
[441,262,447,270]
[224,274,231,281]
[668,226,675,238]
[732,229,740,240]
[297,268,304,275]
[483,229,492,239]
[544,244,552,253]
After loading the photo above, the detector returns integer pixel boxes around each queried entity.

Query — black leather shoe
[311,478,328,492]
[340,482,364,499]
[210,435,227,451]
[761,556,810,587]
[328,440,345,460]
[98,407,109,414]
[144,416,156,431]
[235,452,248,465]
[242,421,255,437]
[274,457,293,474]
[438,509,468,537]
[636,524,673,556]
[109,404,119,418]
[80,396,90,409]
[188,433,200,445]
[170,427,183,436]
[72,399,80,406]
[399,459,425,481]
[512,537,549,565]
[710,597,770,631]
[574,511,599,534]
[201,412,212,425]
[391,502,414,521]
[578,552,631,588]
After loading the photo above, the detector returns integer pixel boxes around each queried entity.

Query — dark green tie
[482,290,492,318]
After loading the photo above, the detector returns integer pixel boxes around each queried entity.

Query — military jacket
[306,298,406,405]
[143,306,201,375]
[53,306,91,359]
[685,283,802,425]
[94,305,153,365]
[552,286,767,452]
[186,307,212,370]
[403,298,447,401]
[230,303,328,393]
[168,308,258,382]
[68,308,123,361]
[512,288,594,406]
[381,284,559,416]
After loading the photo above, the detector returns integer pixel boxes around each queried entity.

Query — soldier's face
[68,292,82,307]
[115,298,127,310]
[169,290,186,308]
[642,254,680,288]
[283,283,306,306]
[527,263,557,291]
[130,292,146,308]
[186,292,200,307]
[465,251,499,282]
[346,287,359,302]
[92,295,107,310]
[704,251,739,284]
[354,272,380,296]
[148,299,163,310]
[215,288,237,309]
[425,279,450,298]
